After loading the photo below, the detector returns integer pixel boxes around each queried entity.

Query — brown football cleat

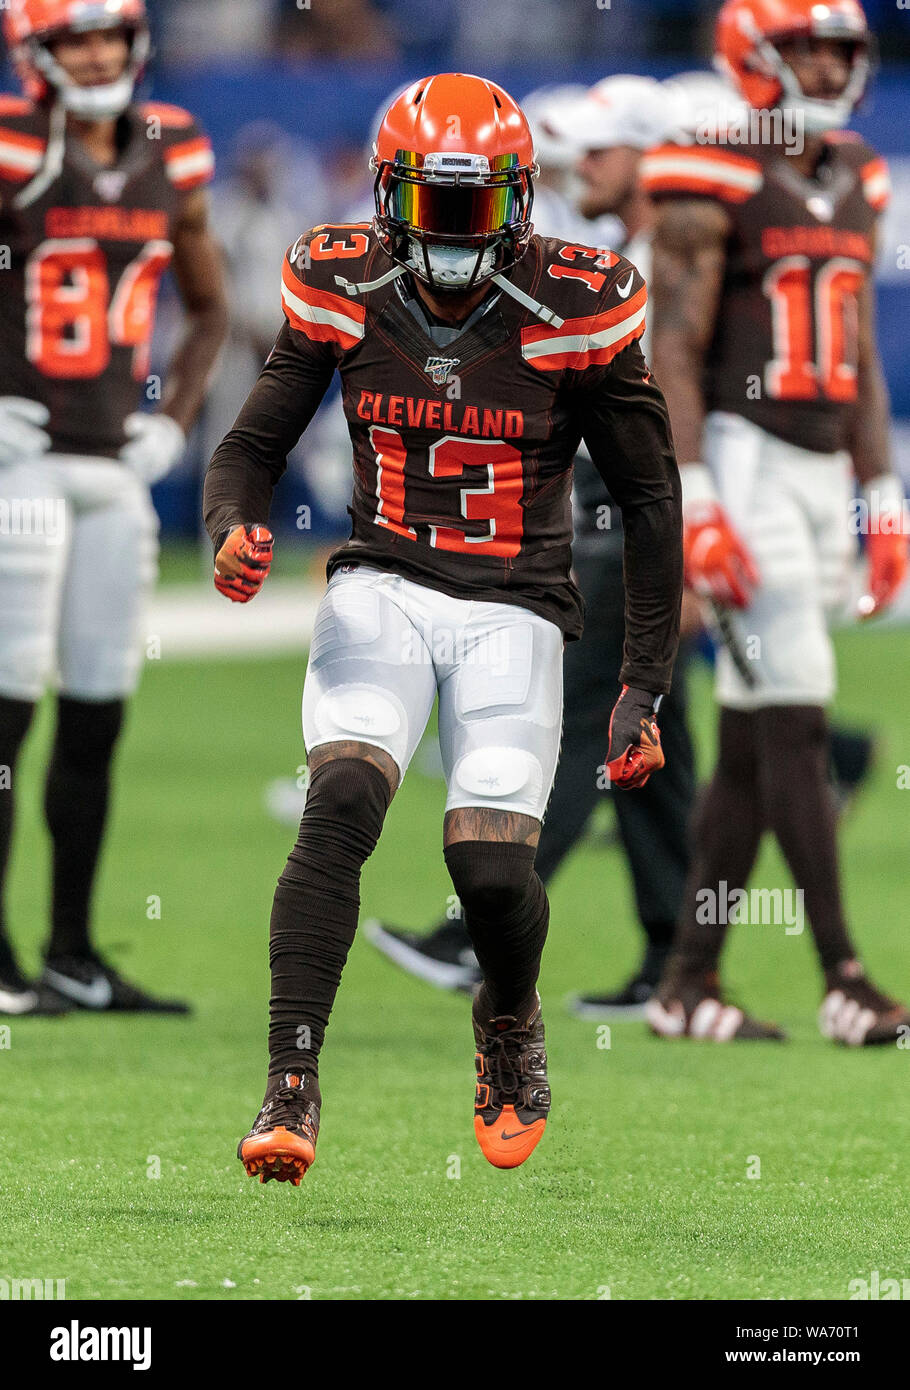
[238,1072,320,1185]
[820,960,910,1046]
[646,967,787,1042]
[473,992,550,1169]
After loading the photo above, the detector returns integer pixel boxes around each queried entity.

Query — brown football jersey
[642,130,889,454]
[205,226,683,691]
[0,95,214,457]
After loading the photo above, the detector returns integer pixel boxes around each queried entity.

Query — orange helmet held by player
[715,0,872,134]
[372,73,538,292]
[3,0,149,118]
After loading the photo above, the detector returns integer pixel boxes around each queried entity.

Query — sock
[754,705,854,971]
[0,696,37,981]
[267,758,391,1092]
[44,696,124,960]
[640,935,672,983]
[444,840,549,1019]
[670,708,764,976]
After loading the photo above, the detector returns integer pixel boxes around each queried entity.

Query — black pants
[536,530,695,937]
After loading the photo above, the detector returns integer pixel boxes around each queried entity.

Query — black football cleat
[238,1072,320,1185]
[363,918,481,992]
[568,973,656,1020]
[0,969,71,1017]
[646,967,786,1041]
[567,945,670,1020]
[820,961,910,1046]
[473,991,550,1168]
[41,953,191,1014]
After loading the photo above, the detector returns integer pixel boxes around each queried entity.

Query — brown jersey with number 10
[0,95,214,457]
[641,130,888,454]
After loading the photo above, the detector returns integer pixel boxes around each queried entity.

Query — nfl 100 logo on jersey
[424,355,460,387]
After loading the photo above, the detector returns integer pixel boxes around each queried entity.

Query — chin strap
[334,264,408,297]
[491,273,564,328]
[332,259,564,331]
[13,98,66,210]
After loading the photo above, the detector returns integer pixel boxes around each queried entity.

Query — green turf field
[2,615,909,1301]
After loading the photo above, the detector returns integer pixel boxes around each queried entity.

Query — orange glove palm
[605,685,666,790]
[684,502,759,610]
[859,529,909,619]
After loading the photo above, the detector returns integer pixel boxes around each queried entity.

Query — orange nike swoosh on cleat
[474,1104,546,1169]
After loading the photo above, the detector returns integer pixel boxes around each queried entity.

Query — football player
[205,74,683,1181]
[0,0,227,1015]
[642,0,910,1044]
[365,76,697,1018]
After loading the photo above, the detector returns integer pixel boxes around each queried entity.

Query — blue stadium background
[4,0,908,538]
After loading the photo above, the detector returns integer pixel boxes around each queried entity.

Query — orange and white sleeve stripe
[861,157,890,212]
[640,144,763,203]
[0,125,45,182]
[163,135,215,191]
[521,284,647,372]
[281,253,365,350]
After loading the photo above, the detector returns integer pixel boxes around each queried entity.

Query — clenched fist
[214,525,273,603]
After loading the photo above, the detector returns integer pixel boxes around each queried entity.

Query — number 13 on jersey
[370,427,525,558]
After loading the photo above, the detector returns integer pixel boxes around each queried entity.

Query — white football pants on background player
[303,565,564,821]
[0,456,159,701]
[704,410,855,710]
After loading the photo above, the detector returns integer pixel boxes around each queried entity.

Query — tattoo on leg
[444,806,541,848]
[307,741,399,796]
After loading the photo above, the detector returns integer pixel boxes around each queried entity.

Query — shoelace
[260,1087,309,1132]
[482,1022,537,1101]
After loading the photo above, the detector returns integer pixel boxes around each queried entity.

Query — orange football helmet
[715,0,872,133]
[3,0,149,117]
[372,73,538,292]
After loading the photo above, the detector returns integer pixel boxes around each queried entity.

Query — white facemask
[407,239,497,289]
[30,28,149,121]
[759,36,870,137]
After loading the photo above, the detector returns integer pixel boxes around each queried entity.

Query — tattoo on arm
[650,198,730,466]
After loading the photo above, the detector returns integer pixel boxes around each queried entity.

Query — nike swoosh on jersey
[616,271,636,299]
[43,968,113,1009]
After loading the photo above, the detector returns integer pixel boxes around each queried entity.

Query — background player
[204,73,682,1181]
[0,0,227,1015]
[642,0,910,1044]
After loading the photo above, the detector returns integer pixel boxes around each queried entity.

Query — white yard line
[147,581,322,660]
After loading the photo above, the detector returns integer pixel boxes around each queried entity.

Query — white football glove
[119,412,186,485]
[0,396,51,468]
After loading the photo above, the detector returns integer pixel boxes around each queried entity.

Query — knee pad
[53,697,125,775]
[452,746,544,810]
[444,840,537,919]
[284,758,392,886]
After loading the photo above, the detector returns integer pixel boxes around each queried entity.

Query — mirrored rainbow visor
[381,150,530,237]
